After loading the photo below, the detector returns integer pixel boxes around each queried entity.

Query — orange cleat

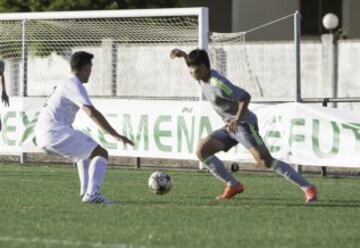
[303,185,318,203]
[216,182,244,200]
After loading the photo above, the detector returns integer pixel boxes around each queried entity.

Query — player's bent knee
[195,146,205,160]
[90,145,108,160]
[264,161,272,168]
[258,158,273,168]
[254,156,272,168]
[254,153,273,168]
[263,156,274,168]
[196,145,211,161]
[256,159,267,168]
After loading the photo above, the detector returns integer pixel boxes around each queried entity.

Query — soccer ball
[148,171,172,195]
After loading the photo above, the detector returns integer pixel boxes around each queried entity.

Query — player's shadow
[312,199,360,208]
[228,196,360,208]
[121,196,360,209]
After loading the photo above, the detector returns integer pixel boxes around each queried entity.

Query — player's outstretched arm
[1,80,9,107]
[169,48,187,60]
[0,62,9,107]
[82,105,134,146]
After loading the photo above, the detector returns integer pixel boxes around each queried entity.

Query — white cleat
[82,193,113,205]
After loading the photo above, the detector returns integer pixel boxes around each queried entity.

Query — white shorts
[36,127,98,162]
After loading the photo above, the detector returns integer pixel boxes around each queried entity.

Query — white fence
[4,39,360,102]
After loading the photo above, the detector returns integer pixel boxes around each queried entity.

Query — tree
[0,0,179,12]
[0,0,182,59]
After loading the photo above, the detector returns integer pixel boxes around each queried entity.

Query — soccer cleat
[216,182,244,200]
[82,193,113,205]
[303,185,318,203]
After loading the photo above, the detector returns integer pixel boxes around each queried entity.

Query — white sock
[76,159,90,196]
[86,156,108,196]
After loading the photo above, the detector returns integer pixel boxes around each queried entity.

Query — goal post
[209,12,302,102]
[294,10,302,103]
[0,7,209,99]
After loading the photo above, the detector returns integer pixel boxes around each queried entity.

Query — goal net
[0,8,208,99]
[209,13,299,101]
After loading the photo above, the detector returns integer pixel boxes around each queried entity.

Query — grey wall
[179,0,232,32]
[343,0,360,38]
[232,0,298,40]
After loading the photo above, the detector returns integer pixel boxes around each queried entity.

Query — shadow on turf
[115,196,360,209]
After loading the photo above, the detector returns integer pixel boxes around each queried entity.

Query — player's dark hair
[186,49,210,69]
[70,51,93,71]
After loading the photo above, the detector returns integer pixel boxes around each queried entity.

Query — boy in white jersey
[0,59,10,130]
[36,51,134,204]
[170,48,317,203]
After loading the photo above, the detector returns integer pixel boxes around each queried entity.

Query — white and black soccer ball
[148,171,172,195]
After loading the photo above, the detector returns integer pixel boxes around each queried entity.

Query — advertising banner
[1,97,360,167]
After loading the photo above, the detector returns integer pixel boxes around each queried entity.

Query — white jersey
[36,74,93,132]
[35,75,98,161]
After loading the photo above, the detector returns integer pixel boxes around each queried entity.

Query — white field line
[0,236,146,248]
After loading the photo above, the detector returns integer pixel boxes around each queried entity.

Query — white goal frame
[0,7,209,98]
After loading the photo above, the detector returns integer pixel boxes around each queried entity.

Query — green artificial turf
[0,164,359,248]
